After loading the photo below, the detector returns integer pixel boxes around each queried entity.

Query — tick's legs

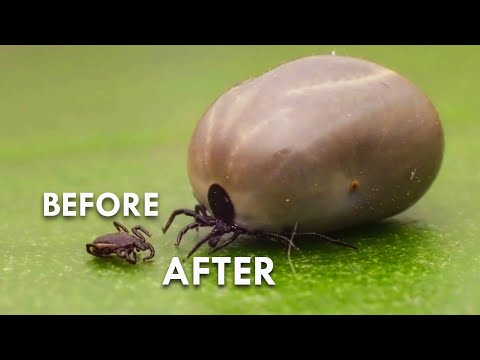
[195,204,208,217]
[186,233,216,259]
[209,231,242,254]
[295,232,357,249]
[114,221,129,233]
[208,234,223,248]
[265,232,300,251]
[132,226,152,241]
[194,204,208,232]
[86,244,111,257]
[176,222,201,246]
[143,243,155,262]
[115,248,127,258]
[86,244,101,257]
[162,209,207,233]
[86,244,95,255]
[125,249,137,265]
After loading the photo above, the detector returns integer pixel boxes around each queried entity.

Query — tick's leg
[97,252,113,258]
[176,222,203,246]
[143,243,156,262]
[132,226,152,241]
[86,244,111,257]
[265,232,300,251]
[86,244,101,257]
[125,249,137,265]
[162,209,207,233]
[209,231,242,254]
[194,204,208,232]
[115,248,127,259]
[208,234,223,248]
[114,221,129,233]
[86,244,95,255]
[195,204,208,217]
[186,233,217,259]
[295,232,357,249]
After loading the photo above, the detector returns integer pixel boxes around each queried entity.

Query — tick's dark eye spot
[349,180,360,192]
[208,184,235,224]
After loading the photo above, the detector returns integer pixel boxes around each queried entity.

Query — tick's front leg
[143,243,156,262]
[186,233,217,259]
[162,208,208,233]
[176,222,203,246]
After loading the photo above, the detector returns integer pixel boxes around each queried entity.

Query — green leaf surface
[1,45,479,314]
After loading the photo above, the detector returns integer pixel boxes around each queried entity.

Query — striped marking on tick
[287,69,394,96]
[203,102,219,168]
[225,107,294,173]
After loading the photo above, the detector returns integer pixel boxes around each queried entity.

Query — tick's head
[212,219,234,236]
[208,184,234,224]
[133,238,149,250]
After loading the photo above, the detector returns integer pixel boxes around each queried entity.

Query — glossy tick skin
[164,55,444,256]
[86,222,155,264]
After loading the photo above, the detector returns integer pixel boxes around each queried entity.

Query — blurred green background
[1,45,479,314]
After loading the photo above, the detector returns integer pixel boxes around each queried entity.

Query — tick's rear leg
[265,232,300,251]
[295,232,357,249]
[86,244,111,257]
[162,209,207,233]
[86,244,95,255]
[86,244,100,257]
[114,221,129,233]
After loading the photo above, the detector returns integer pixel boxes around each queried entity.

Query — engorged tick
[163,55,444,257]
[86,221,155,264]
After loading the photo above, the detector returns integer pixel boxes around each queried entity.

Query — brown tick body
[163,55,444,257]
[86,222,155,264]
